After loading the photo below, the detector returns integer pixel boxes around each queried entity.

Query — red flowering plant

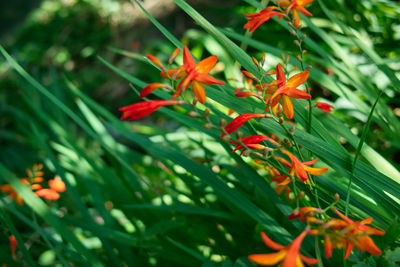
[111,0,396,265]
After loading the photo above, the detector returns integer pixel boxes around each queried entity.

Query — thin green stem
[345,89,384,216]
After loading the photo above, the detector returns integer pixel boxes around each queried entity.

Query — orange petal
[356,236,382,255]
[297,6,313,16]
[344,242,353,259]
[298,0,314,5]
[249,251,286,265]
[300,254,319,265]
[235,91,258,98]
[183,46,196,68]
[196,73,225,85]
[283,231,308,267]
[324,235,333,258]
[49,176,66,192]
[302,165,328,175]
[276,64,286,84]
[286,71,309,88]
[192,81,206,104]
[260,232,285,250]
[140,83,170,98]
[282,95,294,118]
[292,9,301,28]
[35,189,60,200]
[196,56,218,74]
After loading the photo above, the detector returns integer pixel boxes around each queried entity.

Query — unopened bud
[219,118,226,128]
[284,138,292,147]
[279,116,284,124]
[222,135,230,142]
[286,56,290,64]
[168,48,181,64]
[203,108,210,118]
[300,34,307,41]
[297,24,303,30]
[203,122,213,129]
[334,193,340,203]
[296,55,302,62]
[261,53,266,66]
[287,21,294,28]
[294,40,300,47]
[305,65,313,71]
[252,57,260,70]
[302,49,307,54]
[281,53,285,62]
[187,111,198,117]
[289,30,297,36]
[289,125,295,134]
[242,150,250,157]
[192,98,198,106]
[297,191,305,199]
[262,148,269,157]
[236,131,243,139]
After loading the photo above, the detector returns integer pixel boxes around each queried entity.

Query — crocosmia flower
[249,231,319,266]
[161,46,225,103]
[10,235,17,258]
[229,135,274,155]
[222,114,266,138]
[120,100,181,121]
[283,151,328,182]
[244,7,283,33]
[279,0,314,28]
[269,64,311,119]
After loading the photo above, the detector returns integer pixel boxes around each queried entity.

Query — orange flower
[269,64,311,119]
[244,7,283,33]
[169,48,181,64]
[283,151,328,182]
[316,102,334,113]
[9,235,17,258]
[48,176,66,192]
[222,114,266,138]
[265,166,291,199]
[120,100,181,121]
[249,231,318,266]
[0,178,42,205]
[279,0,314,28]
[326,209,385,259]
[229,135,274,155]
[35,188,60,200]
[161,46,225,103]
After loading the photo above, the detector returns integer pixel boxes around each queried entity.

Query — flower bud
[279,116,284,124]
[334,193,340,203]
[289,125,295,134]
[261,53,266,66]
[219,118,226,128]
[222,135,230,142]
[192,98,198,107]
[203,122,213,129]
[300,34,307,41]
[302,49,307,54]
[235,131,243,139]
[296,55,302,62]
[297,191,305,199]
[289,30,297,36]
[203,108,210,118]
[305,65,313,71]
[187,111,198,117]
[294,40,300,47]
[168,48,181,64]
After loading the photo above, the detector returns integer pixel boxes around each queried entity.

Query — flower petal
[192,81,206,104]
[282,95,294,118]
[249,251,286,265]
[120,100,179,121]
[286,71,309,88]
[222,114,265,137]
[196,73,225,85]
[260,232,286,250]
[35,189,60,200]
[140,83,170,98]
[183,46,196,68]
[48,176,66,192]
[196,56,218,74]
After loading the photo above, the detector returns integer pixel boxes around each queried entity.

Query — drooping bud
[289,30,297,36]
[300,34,307,41]
[235,131,243,139]
[260,53,266,66]
[147,55,165,70]
[296,55,303,62]
[294,40,300,47]
[252,57,260,70]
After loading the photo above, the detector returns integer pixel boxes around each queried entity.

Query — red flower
[316,102,334,113]
[161,46,225,103]
[269,64,311,119]
[120,100,181,121]
[222,114,266,138]
[10,235,17,258]
[229,135,275,155]
[289,207,323,223]
[249,230,319,266]
[279,0,314,28]
[244,7,283,33]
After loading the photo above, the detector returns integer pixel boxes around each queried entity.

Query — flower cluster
[119,46,225,121]
[0,164,66,204]
[244,0,314,32]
